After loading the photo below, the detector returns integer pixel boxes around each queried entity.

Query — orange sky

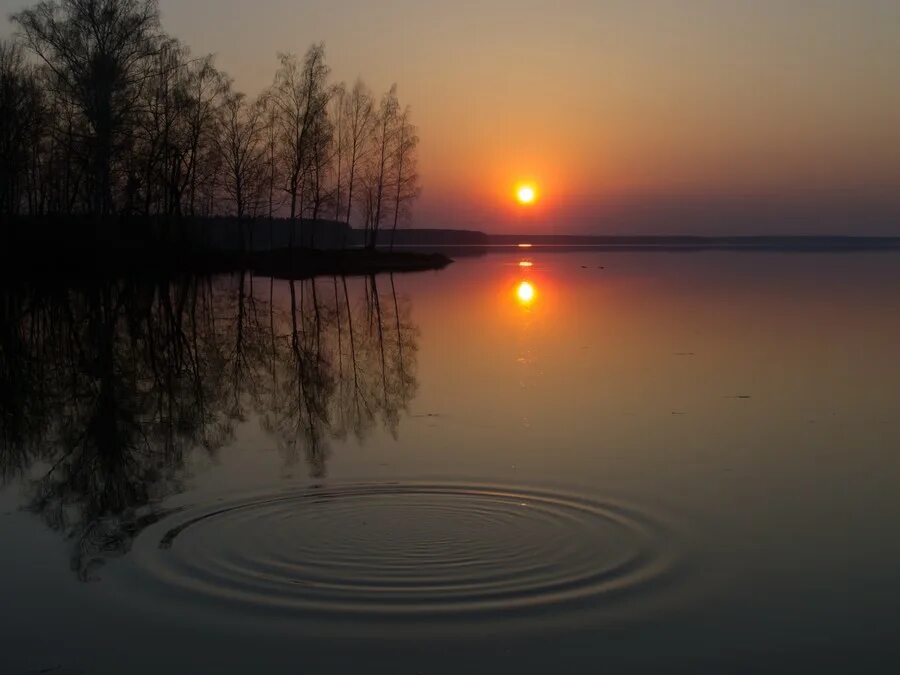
[4,0,898,233]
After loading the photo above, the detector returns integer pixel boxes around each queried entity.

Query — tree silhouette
[268,46,331,249]
[0,41,44,217]
[13,0,162,217]
[390,107,421,250]
[217,89,266,247]
[4,2,422,244]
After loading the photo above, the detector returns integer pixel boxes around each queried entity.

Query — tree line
[0,0,420,249]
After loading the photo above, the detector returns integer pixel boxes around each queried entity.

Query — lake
[2,250,900,674]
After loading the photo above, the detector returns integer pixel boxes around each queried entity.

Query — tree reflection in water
[0,272,418,578]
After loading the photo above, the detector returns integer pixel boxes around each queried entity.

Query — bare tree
[304,105,333,243]
[269,45,330,250]
[217,88,265,250]
[181,55,225,219]
[330,82,346,223]
[13,0,163,218]
[361,85,398,249]
[0,41,44,218]
[4,3,420,251]
[135,38,185,223]
[260,94,281,226]
[341,79,373,231]
[389,106,421,250]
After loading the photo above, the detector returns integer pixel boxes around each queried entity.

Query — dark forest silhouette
[0,272,418,578]
[0,0,421,258]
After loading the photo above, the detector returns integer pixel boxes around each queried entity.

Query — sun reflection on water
[517,281,536,305]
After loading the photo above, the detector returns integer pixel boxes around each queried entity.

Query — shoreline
[249,248,454,279]
[0,244,453,281]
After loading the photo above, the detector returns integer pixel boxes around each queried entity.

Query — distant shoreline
[380,230,900,254]
[2,216,898,283]
[390,239,900,254]
[6,216,899,252]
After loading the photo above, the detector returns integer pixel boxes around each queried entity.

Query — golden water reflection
[516,280,536,305]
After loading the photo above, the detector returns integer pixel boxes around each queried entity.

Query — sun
[516,184,537,205]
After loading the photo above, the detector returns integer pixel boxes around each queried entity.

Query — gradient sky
[3,0,899,234]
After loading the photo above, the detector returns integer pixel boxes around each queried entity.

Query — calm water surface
[2,251,900,673]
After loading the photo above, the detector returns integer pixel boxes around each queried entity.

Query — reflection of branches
[390,273,418,434]
[228,271,268,419]
[0,277,237,578]
[263,279,335,478]
[343,275,371,426]
[0,271,419,576]
[256,275,418,475]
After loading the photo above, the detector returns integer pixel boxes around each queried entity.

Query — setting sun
[516,185,536,205]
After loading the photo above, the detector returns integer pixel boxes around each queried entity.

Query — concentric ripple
[129,483,679,621]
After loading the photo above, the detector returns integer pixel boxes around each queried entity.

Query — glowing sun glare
[517,281,536,304]
[517,185,536,205]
